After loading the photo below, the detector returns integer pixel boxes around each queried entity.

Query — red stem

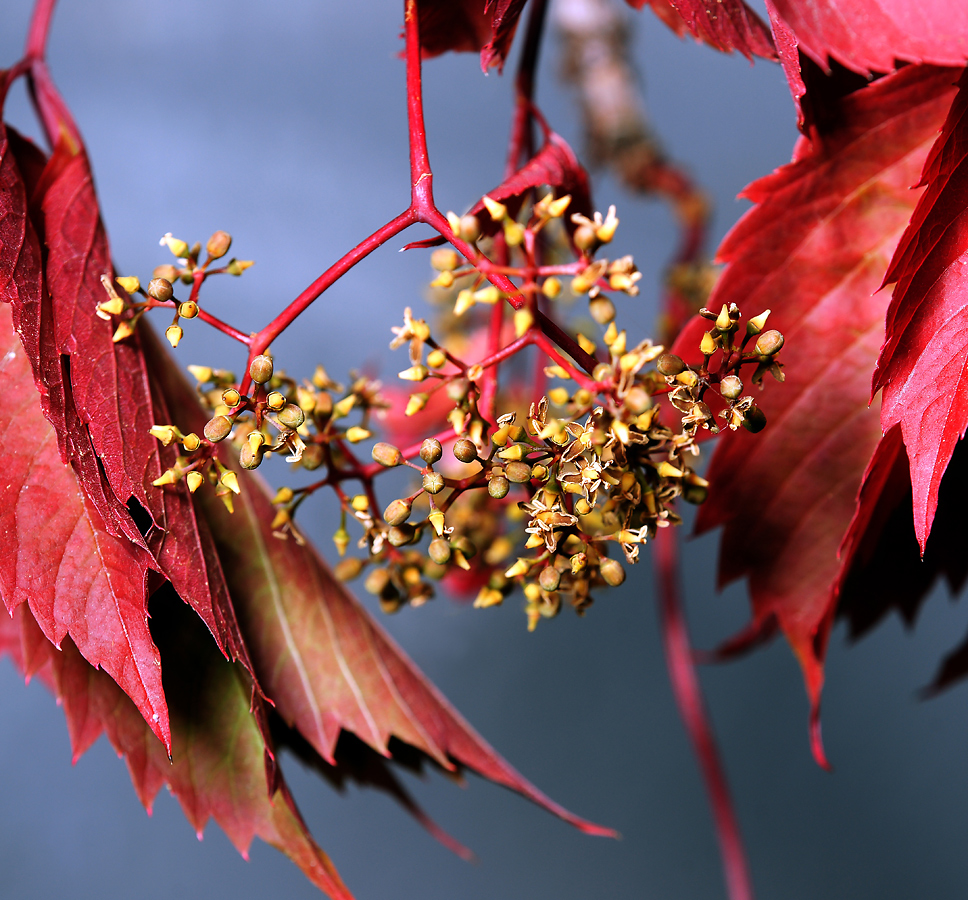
[24,0,57,61]
[653,526,754,900]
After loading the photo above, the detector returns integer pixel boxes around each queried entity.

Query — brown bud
[742,404,767,433]
[419,438,442,465]
[428,537,452,565]
[422,471,445,494]
[387,524,417,547]
[459,214,481,243]
[446,378,470,403]
[370,442,403,467]
[383,498,412,526]
[451,536,477,559]
[335,557,365,581]
[249,354,274,384]
[754,329,784,357]
[203,415,232,443]
[153,264,179,282]
[301,444,324,470]
[539,566,561,592]
[206,230,232,259]
[656,354,686,377]
[364,568,395,599]
[505,461,532,484]
[573,224,597,251]
[682,480,709,505]
[453,437,478,463]
[720,375,743,400]
[589,295,616,325]
[599,557,626,586]
[239,441,263,469]
[488,475,510,499]
[277,404,306,429]
[147,277,174,302]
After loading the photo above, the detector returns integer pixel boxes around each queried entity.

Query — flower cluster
[114,190,783,630]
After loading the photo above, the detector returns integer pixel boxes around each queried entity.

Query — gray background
[2,2,968,898]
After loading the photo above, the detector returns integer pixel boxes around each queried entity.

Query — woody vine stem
[10,0,786,897]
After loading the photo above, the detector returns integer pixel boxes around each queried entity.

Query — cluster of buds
[100,230,252,349]
[129,183,783,630]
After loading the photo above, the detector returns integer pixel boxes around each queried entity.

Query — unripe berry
[372,442,404,467]
[589,295,616,325]
[656,354,686,377]
[206,230,232,259]
[249,354,274,384]
[488,475,510,499]
[364,568,395,599]
[178,301,199,319]
[430,248,460,271]
[240,441,263,469]
[277,404,306,429]
[428,537,452,565]
[720,375,744,400]
[383,498,412,526]
[301,444,324,470]
[505,461,532,484]
[153,264,179,282]
[147,277,174,301]
[222,388,241,408]
[742,404,767,433]
[387,524,417,547]
[419,438,443,465]
[754,329,784,357]
[599,557,626,586]
[422,471,445,494]
[539,566,561,592]
[335,557,365,581]
[203,415,232,443]
[266,391,286,411]
[451,536,477,558]
[453,437,477,463]
[459,214,481,243]
[573,224,597,251]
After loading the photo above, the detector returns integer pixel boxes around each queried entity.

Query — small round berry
[266,391,286,411]
[422,471,445,494]
[431,248,460,271]
[720,375,744,400]
[153,264,179,282]
[249,354,274,384]
[742,405,767,433]
[383,498,412,527]
[656,354,686,377]
[372,442,404,467]
[459,215,481,243]
[419,438,443,465]
[240,442,262,469]
[451,536,477,558]
[539,566,561,592]
[203,415,232,443]
[147,277,174,302]
[599,557,626,586]
[428,538,452,565]
[754,329,784,357]
[453,438,477,463]
[277,404,306,429]
[335,557,365,581]
[206,230,232,259]
[221,388,241,408]
[488,475,510,499]
[589,295,616,325]
[573,224,597,251]
[387,524,417,547]
[178,301,199,319]
[505,461,532,484]
[301,444,324,470]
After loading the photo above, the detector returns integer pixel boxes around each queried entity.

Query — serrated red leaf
[417,0,528,72]
[0,291,170,748]
[0,596,353,900]
[628,0,775,61]
[141,325,614,838]
[3,125,257,683]
[690,65,958,762]
[767,0,968,76]
[872,67,968,552]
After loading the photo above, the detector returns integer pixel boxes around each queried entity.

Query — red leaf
[0,597,354,900]
[417,0,528,72]
[768,0,968,76]
[872,67,968,551]
[5,126,257,680]
[0,291,170,749]
[141,324,614,838]
[692,65,958,763]
[628,0,776,61]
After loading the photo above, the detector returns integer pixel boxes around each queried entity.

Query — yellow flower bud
[345,426,371,443]
[220,470,241,494]
[186,471,204,493]
[115,276,140,294]
[482,195,507,221]
[700,331,718,356]
[165,325,183,348]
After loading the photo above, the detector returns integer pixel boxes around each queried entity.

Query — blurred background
[2,2,968,898]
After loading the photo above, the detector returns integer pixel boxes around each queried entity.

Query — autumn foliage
[3,0,968,898]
